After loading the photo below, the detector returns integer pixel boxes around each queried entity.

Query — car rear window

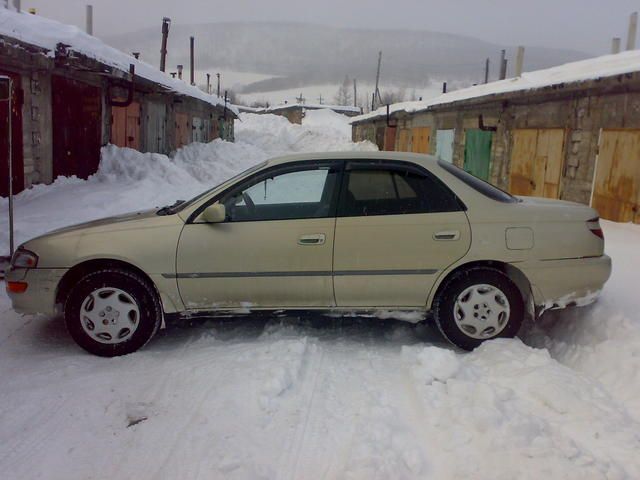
[438,159,518,203]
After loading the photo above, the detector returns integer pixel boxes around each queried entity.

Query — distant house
[351,51,640,224]
[0,9,237,197]
[265,103,362,124]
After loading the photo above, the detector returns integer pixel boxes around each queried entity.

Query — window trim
[187,160,344,224]
[337,160,466,218]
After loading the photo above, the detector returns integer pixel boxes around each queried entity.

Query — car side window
[338,167,461,217]
[223,166,339,222]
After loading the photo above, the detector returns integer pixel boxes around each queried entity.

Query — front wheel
[433,267,524,351]
[64,269,162,357]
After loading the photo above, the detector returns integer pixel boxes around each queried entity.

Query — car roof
[265,151,440,168]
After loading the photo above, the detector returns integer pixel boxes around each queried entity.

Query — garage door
[435,129,454,163]
[397,129,411,152]
[111,101,140,150]
[383,126,396,151]
[510,129,565,198]
[464,129,492,181]
[592,129,640,223]
[0,70,24,196]
[411,127,430,153]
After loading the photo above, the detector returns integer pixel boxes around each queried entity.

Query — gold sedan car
[6,152,611,356]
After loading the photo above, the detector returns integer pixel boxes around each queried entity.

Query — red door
[52,76,102,179]
[0,70,24,197]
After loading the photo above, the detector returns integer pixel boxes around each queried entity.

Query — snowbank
[0,110,376,254]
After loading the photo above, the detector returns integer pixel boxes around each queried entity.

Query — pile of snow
[0,111,376,254]
[353,49,640,123]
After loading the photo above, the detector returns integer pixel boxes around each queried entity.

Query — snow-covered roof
[0,9,238,115]
[351,49,640,124]
[268,103,361,114]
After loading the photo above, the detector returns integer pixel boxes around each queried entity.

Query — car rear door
[332,160,471,308]
[176,161,341,309]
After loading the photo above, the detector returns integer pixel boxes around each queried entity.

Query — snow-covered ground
[1,111,640,479]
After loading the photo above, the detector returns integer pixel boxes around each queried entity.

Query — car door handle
[433,230,460,241]
[298,234,326,245]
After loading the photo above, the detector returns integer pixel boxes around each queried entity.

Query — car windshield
[157,160,268,215]
[437,159,518,203]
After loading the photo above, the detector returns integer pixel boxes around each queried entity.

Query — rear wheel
[433,267,524,351]
[64,269,161,357]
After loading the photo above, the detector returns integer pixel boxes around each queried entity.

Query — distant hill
[104,22,589,94]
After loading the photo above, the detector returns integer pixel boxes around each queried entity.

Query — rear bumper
[517,254,612,311]
[5,267,67,316]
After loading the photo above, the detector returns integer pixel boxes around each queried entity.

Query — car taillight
[6,281,28,293]
[586,217,604,239]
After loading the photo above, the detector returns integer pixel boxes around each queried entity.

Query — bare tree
[333,75,352,106]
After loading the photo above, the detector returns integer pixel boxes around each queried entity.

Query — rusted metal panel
[51,75,101,179]
[411,127,430,153]
[0,70,24,197]
[383,126,396,151]
[592,129,640,223]
[510,128,565,198]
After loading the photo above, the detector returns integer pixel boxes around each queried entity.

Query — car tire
[64,268,162,357]
[433,267,524,351]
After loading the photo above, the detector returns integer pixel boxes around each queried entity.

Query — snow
[0,9,237,114]
[352,49,640,124]
[1,109,640,479]
[268,103,362,114]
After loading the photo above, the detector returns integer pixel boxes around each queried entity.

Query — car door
[333,161,471,307]
[176,161,341,309]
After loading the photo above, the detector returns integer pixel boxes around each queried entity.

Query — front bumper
[517,254,612,311]
[5,267,67,316]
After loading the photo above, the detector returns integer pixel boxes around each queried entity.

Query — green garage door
[464,129,492,180]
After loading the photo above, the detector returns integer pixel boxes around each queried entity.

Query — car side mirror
[201,203,226,223]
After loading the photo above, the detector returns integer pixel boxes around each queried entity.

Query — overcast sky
[18,0,639,54]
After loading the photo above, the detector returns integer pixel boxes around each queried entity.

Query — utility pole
[499,49,507,80]
[216,73,221,97]
[353,78,357,107]
[627,12,638,50]
[85,5,93,35]
[611,37,621,54]
[189,36,195,85]
[484,58,490,83]
[373,51,382,110]
[159,17,170,72]
[515,46,525,77]
[206,73,211,94]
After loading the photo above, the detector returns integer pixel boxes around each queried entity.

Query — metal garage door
[436,129,454,163]
[510,129,565,198]
[52,75,101,179]
[592,129,640,223]
[0,70,24,196]
[144,101,167,153]
[464,129,492,181]
[383,126,396,151]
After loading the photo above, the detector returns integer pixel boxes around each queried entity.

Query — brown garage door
[411,127,430,154]
[592,129,640,223]
[111,101,140,150]
[510,129,565,198]
[52,76,102,179]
